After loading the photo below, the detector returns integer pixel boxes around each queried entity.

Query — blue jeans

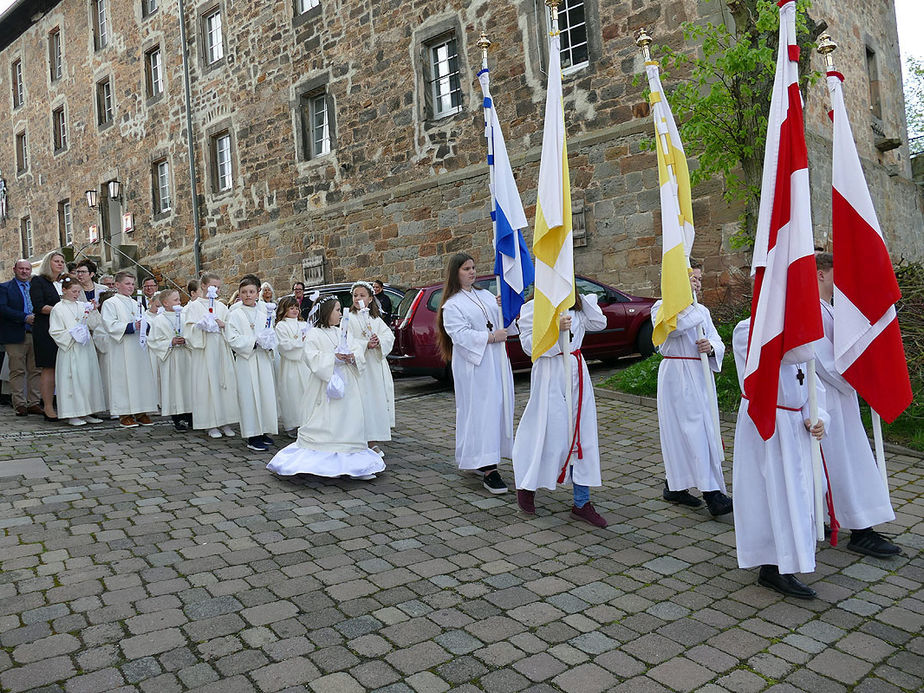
[571,469,590,508]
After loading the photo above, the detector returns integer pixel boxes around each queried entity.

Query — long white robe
[815,300,895,529]
[653,301,727,492]
[346,311,395,441]
[267,326,385,478]
[49,300,106,419]
[226,304,278,439]
[101,293,158,415]
[732,318,829,574]
[442,288,515,470]
[183,297,240,429]
[513,295,607,491]
[275,318,312,431]
[147,312,194,417]
[92,313,111,411]
[145,309,162,400]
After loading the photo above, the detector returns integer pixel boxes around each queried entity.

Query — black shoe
[43,413,59,422]
[847,529,902,558]
[246,437,269,452]
[260,434,275,446]
[703,490,733,516]
[483,470,508,495]
[757,565,816,599]
[173,420,189,432]
[663,481,703,508]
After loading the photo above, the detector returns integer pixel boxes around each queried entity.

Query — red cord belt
[558,349,584,484]
[740,394,800,412]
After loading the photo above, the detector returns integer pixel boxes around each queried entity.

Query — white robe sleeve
[579,294,607,333]
[516,302,536,358]
[49,304,76,351]
[701,307,725,373]
[732,320,750,392]
[226,309,255,359]
[306,330,337,383]
[275,321,304,359]
[147,315,174,363]
[102,297,129,343]
[442,299,488,366]
[372,316,395,354]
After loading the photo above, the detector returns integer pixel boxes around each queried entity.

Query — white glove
[195,314,220,333]
[255,327,278,351]
[69,324,91,345]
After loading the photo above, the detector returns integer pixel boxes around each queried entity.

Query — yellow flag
[645,60,694,346]
[532,29,575,360]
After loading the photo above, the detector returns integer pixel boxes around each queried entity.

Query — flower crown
[308,293,340,326]
[351,280,375,294]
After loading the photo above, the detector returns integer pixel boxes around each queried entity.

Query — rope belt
[557,349,584,484]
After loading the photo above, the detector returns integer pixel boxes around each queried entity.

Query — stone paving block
[308,672,364,693]
[552,662,617,693]
[385,641,451,675]
[12,632,80,663]
[0,655,76,692]
[513,652,568,681]
[250,656,321,692]
[349,660,402,689]
[405,671,450,693]
[647,656,716,692]
[808,648,875,684]
[621,632,684,665]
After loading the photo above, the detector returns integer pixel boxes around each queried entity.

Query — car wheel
[636,321,655,358]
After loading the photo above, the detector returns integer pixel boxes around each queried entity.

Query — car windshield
[396,290,419,319]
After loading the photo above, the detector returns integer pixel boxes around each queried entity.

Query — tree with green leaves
[905,55,924,153]
[649,0,826,248]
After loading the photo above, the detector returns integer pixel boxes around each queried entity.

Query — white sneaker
[207,427,222,438]
[371,445,385,458]
[221,425,236,437]
[84,416,103,424]
[68,417,87,426]
[355,474,377,480]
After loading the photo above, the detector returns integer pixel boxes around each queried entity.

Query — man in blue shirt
[0,260,41,415]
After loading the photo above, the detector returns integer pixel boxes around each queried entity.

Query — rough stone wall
[0,0,920,309]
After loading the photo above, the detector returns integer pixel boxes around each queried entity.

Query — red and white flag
[827,71,912,422]
[743,0,823,440]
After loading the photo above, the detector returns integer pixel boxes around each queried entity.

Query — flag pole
[636,29,724,461]
[817,33,891,503]
[478,31,514,428]
[807,359,826,541]
[545,0,574,457]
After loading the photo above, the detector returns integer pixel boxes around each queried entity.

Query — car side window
[474,277,497,294]
[575,277,608,304]
[427,289,443,311]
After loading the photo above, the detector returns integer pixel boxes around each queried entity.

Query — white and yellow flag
[645,60,694,346]
[531,27,575,360]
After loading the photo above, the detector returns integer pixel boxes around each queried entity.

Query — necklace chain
[462,289,493,331]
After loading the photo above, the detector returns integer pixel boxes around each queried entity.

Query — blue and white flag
[478,66,535,328]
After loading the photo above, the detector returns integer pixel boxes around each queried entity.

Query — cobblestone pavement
[1,367,921,693]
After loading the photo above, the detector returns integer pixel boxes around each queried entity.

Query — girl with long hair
[274,295,311,435]
[31,250,66,420]
[436,253,514,494]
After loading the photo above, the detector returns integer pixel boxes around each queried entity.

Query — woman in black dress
[31,250,65,420]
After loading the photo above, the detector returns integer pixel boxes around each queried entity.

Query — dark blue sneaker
[246,437,269,452]
[260,434,275,446]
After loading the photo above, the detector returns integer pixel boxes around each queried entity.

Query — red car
[388,275,656,380]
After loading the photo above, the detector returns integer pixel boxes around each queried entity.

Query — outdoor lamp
[108,180,121,200]
[85,189,98,209]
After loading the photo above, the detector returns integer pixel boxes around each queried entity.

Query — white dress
[92,316,110,411]
[226,304,279,439]
[147,311,194,417]
[815,300,895,530]
[513,296,607,491]
[653,301,727,493]
[346,311,396,441]
[101,294,159,416]
[145,309,162,399]
[49,300,106,419]
[275,318,312,431]
[183,297,240,429]
[732,318,829,574]
[267,326,385,478]
[442,288,515,470]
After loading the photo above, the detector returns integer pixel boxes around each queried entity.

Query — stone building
[0,0,921,304]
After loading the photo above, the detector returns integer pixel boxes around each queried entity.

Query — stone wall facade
[0,0,920,306]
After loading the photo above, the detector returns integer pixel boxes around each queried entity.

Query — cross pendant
[796,368,805,385]
[486,321,493,331]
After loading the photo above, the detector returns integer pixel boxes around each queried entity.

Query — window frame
[295,0,320,14]
[96,77,114,128]
[152,158,172,215]
[298,86,335,161]
[426,33,463,120]
[15,131,28,174]
[142,0,159,18]
[92,0,110,51]
[49,28,63,82]
[202,7,225,67]
[21,216,33,258]
[209,129,235,193]
[535,0,598,76]
[52,105,68,152]
[58,199,73,247]
[145,46,164,99]
[11,58,24,109]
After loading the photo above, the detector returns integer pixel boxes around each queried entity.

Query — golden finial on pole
[477,31,491,65]
[817,33,837,71]
[545,0,560,34]
[635,28,653,62]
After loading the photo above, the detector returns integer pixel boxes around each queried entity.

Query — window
[299,90,332,159]
[92,0,109,50]
[142,0,158,17]
[204,8,224,64]
[21,217,33,257]
[146,47,163,97]
[296,0,320,13]
[96,78,113,126]
[153,159,171,213]
[866,46,882,121]
[58,200,73,246]
[11,59,24,108]
[53,106,68,151]
[15,132,28,173]
[49,29,63,81]
[211,131,233,191]
[551,0,588,72]
[427,35,462,119]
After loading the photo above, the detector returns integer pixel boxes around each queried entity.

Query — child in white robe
[49,275,106,426]
[814,252,899,557]
[436,253,514,495]
[267,296,385,480]
[346,281,395,455]
[183,273,239,438]
[226,276,278,452]
[144,293,163,404]
[101,271,158,428]
[654,264,731,516]
[513,294,608,527]
[732,317,828,599]
[274,296,311,435]
[94,291,115,414]
[148,289,193,432]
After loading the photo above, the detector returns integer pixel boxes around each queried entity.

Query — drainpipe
[177,0,202,274]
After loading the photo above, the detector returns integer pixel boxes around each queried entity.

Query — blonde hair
[38,250,66,281]
[200,272,220,287]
